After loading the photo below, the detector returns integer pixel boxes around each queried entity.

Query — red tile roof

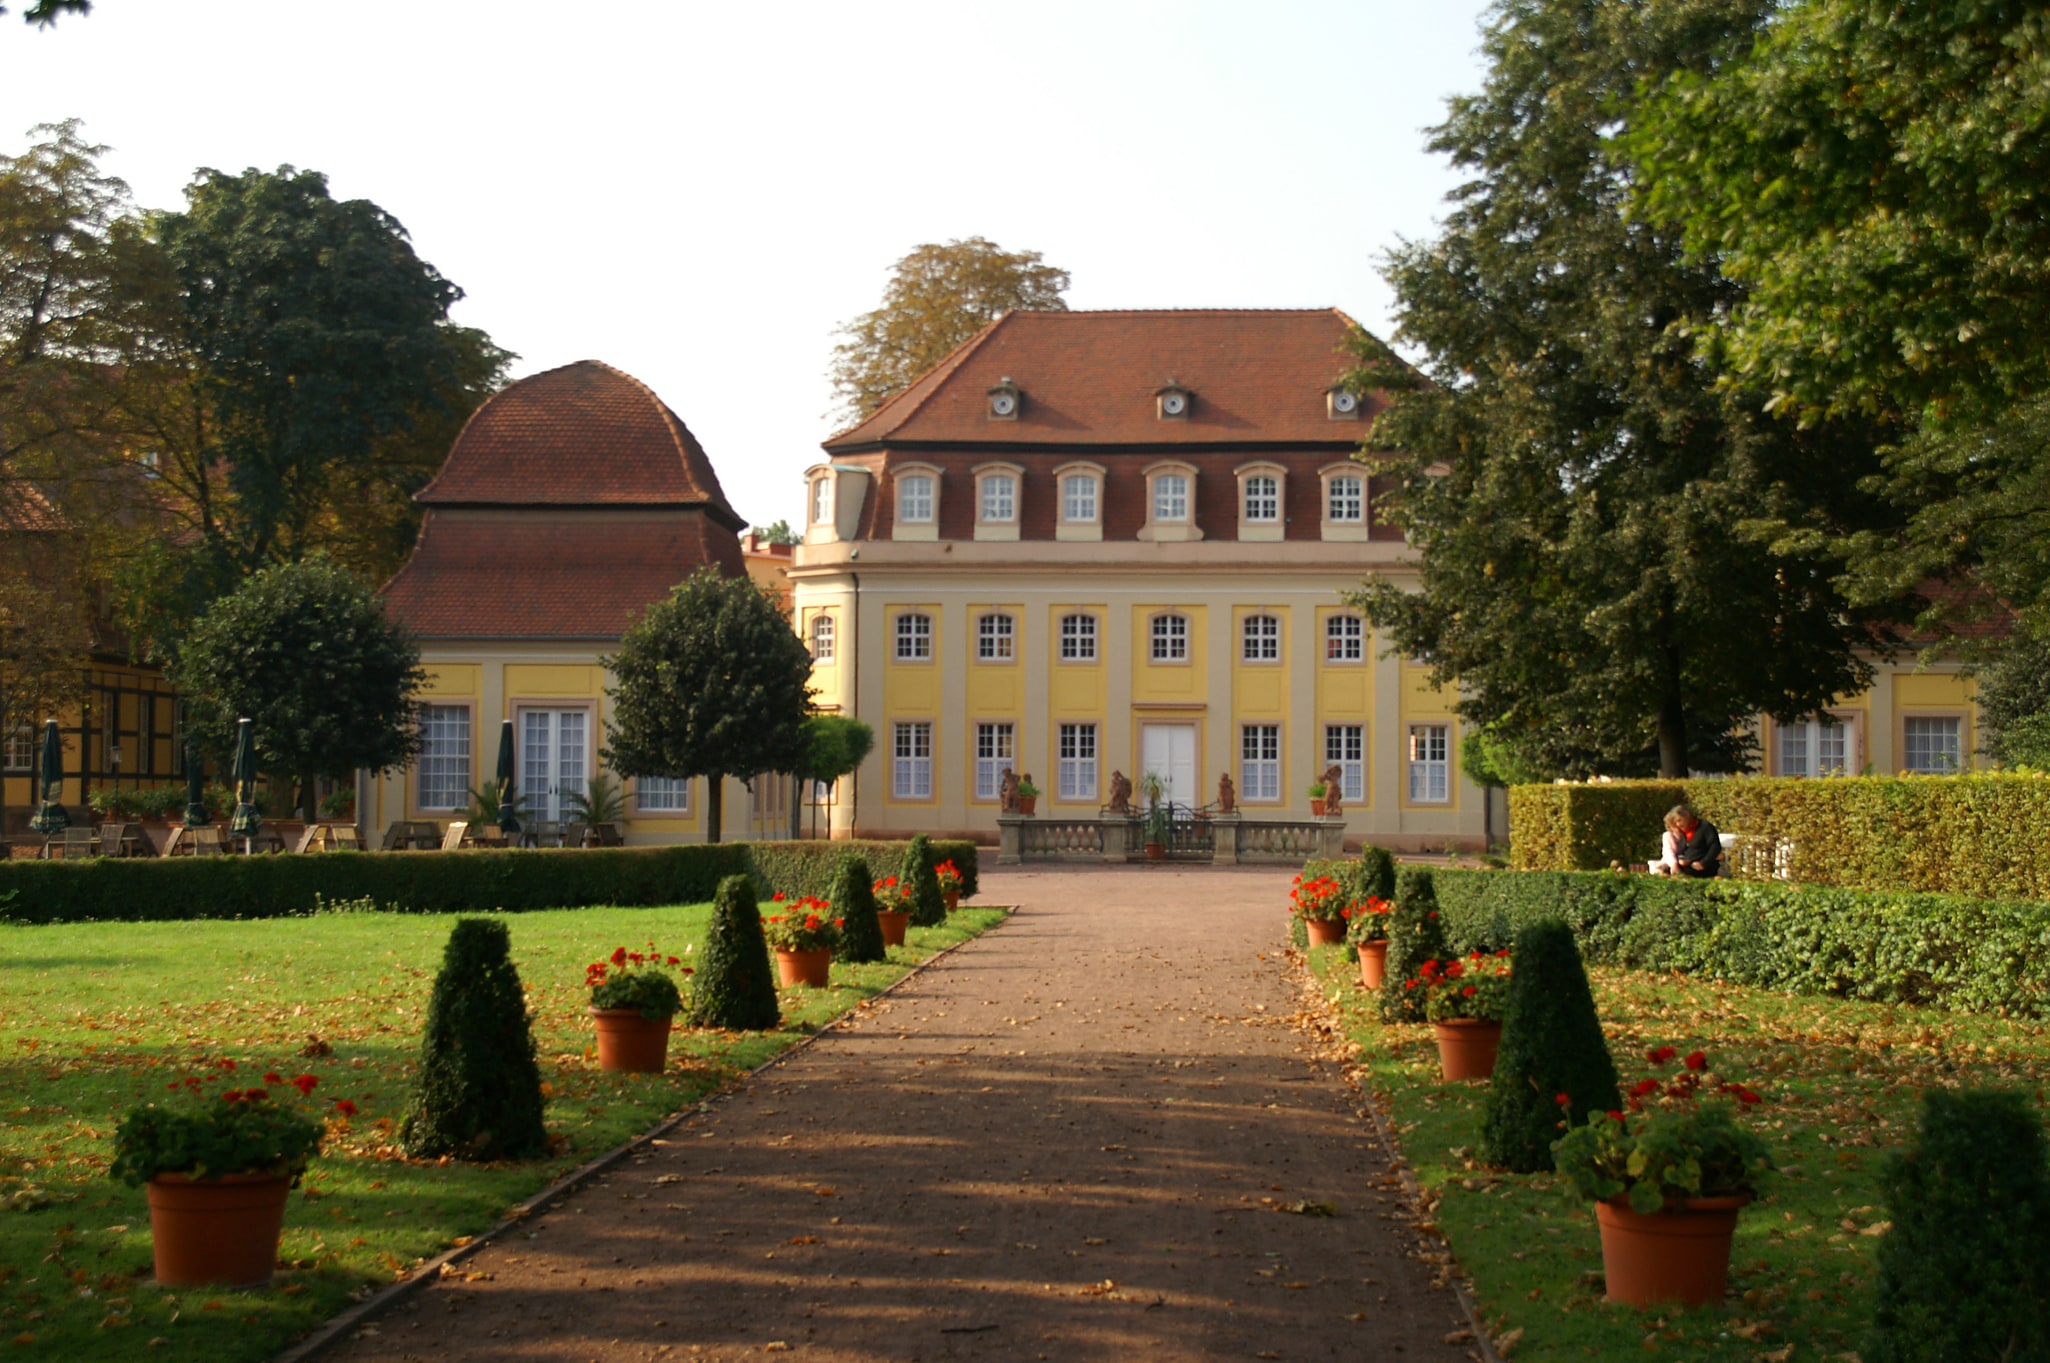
[418,360,744,528]
[381,513,747,640]
[825,309,1382,450]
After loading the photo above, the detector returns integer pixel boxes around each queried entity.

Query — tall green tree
[1346,0,1902,779]
[2,0,89,26]
[602,568,813,842]
[170,555,424,817]
[828,237,1068,424]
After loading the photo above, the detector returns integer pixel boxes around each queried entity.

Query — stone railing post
[1316,815,1346,860]
[1212,812,1242,865]
[996,814,1025,866]
[1098,814,1130,863]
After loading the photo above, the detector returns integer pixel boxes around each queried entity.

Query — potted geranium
[869,878,913,946]
[1307,781,1329,817]
[934,859,965,912]
[1344,894,1395,988]
[1554,1047,1770,1308]
[1409,950,1514,1079]
[112,1065,348,1287]
[764,896,842,988]
[585,943,692,1072]
[1289,870,1350,947]
[1015,777,1039,816]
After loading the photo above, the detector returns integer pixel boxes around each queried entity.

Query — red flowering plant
[1288,872,1349,923]
[1552,1046,1773,1213]
[871,876,911,914]
[1343,894,1395,944]
[110,1060,354,1186]
[932,860,964,896]
[586,941,693,1019]
[1406,950,1515,1022]
[763,896,844,952]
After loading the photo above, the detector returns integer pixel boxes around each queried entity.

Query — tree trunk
[705,777,722,844]
[297,772,317,822]
[1657,695,1689,779]
[790,773,803,841]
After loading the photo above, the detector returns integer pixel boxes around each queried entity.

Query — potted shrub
[112,1067,345,1287]
[1553,1047,1771,1308]
[1289,870,1350,947]
[1015,777,1039,816]
[1343,894,1395,987]
[869,876,913,947]
[1410,949,1515,1080]
[1307,781,1329,817]
[763,896,842,988]
[934,859,965,911]
[585,943,692,1072]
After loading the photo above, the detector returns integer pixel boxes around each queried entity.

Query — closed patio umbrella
[183,739,209,828]
[495,718,520,836]
[28,719,67,834]
[228,717,262,841]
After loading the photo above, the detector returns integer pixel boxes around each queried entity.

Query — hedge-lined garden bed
[0,839,979,925]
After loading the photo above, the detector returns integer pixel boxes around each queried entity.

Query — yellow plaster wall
[1895,673,1972,709]
[1132,604,1206,702]
[504,664,604,699]
[421,664,481,697]
[1230,605,1290,717]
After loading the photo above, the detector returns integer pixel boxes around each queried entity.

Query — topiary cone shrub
[1479,918,1620,1172]
[683,874,781,1031]
[1381,868,1452,1024]
[1356,845,1397,902]
[1868,1087,2050,1363]
[832,854,886,964]
[401,917,549,1161]
[902,834,945,928]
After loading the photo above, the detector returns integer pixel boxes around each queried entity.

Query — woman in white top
[1649,810,1683,875]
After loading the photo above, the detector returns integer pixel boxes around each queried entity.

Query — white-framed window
[974,722,1015,800]
[1059,613,1099,662]
[1777,717,1851,777]
[1325,724,1365,803]
[811,475,834,525]
[1150,613,1189,662]
[893,721,933,799]
[637,776,692,813]
[519,707,588,822]
[894,612,932,661]
[1327,475,1364,522]
[976,612,1015,662]
[1058,722,1099,801]
[897,474,934,524]
[980,473,1017,523]
[1062,474,1098,523]
[415,703,471,810]
[1241,613,1280,661]
[1325,615,1364,662]
[1903,716,1964,773]
[1153,472,1190,522]
[2,724,31,772]
[1408,723,1450,803]
[1243,474,1279,523]
[1241,724,1282,802]
[810,613,836,662]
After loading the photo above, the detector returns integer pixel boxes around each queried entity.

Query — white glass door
[518,708,588,822]
[1140,723,1197,807]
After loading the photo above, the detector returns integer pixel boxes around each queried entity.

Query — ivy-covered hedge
[1510,774,2050,902]
[1431,867,2050,1019]
[0,838,978,926]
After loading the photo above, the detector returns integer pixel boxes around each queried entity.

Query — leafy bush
[401,919,549,1161]
[112,1072,330,1185]
[1868,1088,2050,1363]
[1380,868,1452,1023]
[682,875,780,1031]
[761,896,842,952]
[901,834,945,928]
[830,855,886,964]
[1509,782,1683,872]
[1480,919,1620,1172]
[1413,949,1514,1022]
[584,945,688,1020]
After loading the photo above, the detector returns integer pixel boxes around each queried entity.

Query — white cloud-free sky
[2,0,1492,527]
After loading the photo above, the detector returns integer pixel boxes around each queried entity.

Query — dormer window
[1153,473,1189,522]
[1140,462,1203,542]
[973,463,1022,541]
[1054,461,1105,542]
[1327,385,1361,420]
[1319,463,1370,542]
[811,474,834,525]
[981,474,1016,522]
[1236,462,1286,542]
[891,463,940,541]
[898,474,933,523]
[988,377,1021,420]
[1155,381,1192,421]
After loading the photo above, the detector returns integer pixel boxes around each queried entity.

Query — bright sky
[2,0,1492,529]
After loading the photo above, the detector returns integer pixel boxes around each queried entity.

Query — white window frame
[1150,612,1190,663]
[1063,474,1097,523]
[976,612,1016,663]
[809,613,836,663]
[1058,722,1099,802]
[1325,724,1366,803]
[979,473,1017,523]
[1320,464,1370,541]
[1054,461,1106,542]
[1902,715,1965,774]
[2,723,32,773]
[1243,474,1279,522]
[1153,472,1189,523]
[892,721,934,800]
[635,775,692,813]
[1325,614,1365,663]
[1241,613,1281,662]
[810,475,834,525]
[1235,462,1287,542]
[897,473,934,524]
[973,721,1016,801]
[1059,612,1099,663]
[415,703,472,811]
[893,612,933,662]
[1776,714,1854,777]
[1240,723,1282,803]
[517,705,590,823]
[1141,461,1202,542]
[1408,723,1451,804]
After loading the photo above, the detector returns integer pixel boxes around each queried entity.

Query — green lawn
[1304,942,2050,1361]
[0,903,1008,1361]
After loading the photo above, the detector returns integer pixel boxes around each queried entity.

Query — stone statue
[1216,772,1236,814]
[1106,771,1132,814]
[999,767,1021,814]
[1320,764,1345,816]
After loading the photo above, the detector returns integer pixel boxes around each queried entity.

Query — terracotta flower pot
[1310,797,1327,816]
[1432,1018,1503,1081]
[1145,842,1165,860]
[1357,939,1388,989]
[588,1007,674,1073]
[1304,917,1347,947]
[776,947,832,988]
[943,890,960,912]
[1595,1195,1750,1308]
[1018,795,1037,815]
[876,909,910,947]
[146,1172,291,1288]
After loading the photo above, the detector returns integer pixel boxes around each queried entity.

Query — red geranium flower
[244,1087,268,1102]
[1630,1078,1660,1098]
[1607,1110,1624,1122]
[334,1099,359,1116]
[1461,985,1477,997]
[264,1071,284,1085]
[292,1074,318,1096]
[1683,1050,1707,1071]
[1555,1092,1571,1106]
[610,946,628,966]
[222,1089,245,1103]
[1648,1045,1676,1064]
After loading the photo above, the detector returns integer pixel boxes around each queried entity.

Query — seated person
[1648,810,1683,875]
[1668,803,1721,878]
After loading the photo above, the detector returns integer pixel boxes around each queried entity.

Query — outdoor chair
[532,820,565,849]
[187,827,225,856]
[440,821,469,852]
[590,822,623,847]
[291,826,320,855]
[561,821,586,849]
[379,820,410,851]
[329,825,363,850]
[106,822,157,858]
[57,827,100,859]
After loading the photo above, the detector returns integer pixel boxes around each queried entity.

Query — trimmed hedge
[1510,774,2050,902]
[0,837,978,925]
[1431,867,2050,1019]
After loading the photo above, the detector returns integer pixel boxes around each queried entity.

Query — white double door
[1139,723,1198,808]
[519,708,588,822]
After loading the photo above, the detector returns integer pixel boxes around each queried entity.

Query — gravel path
[320,867,1473,1362]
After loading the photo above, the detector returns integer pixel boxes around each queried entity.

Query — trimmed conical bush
[682,874,781,1031]
[1480,918,1619,1171]
[832,853,886,964]
[1380,867,1452,1023]
[401,917,548,1160]
[1355,845,1397,902]
[903,834,945,928]
[1868,1087,2050,1363]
